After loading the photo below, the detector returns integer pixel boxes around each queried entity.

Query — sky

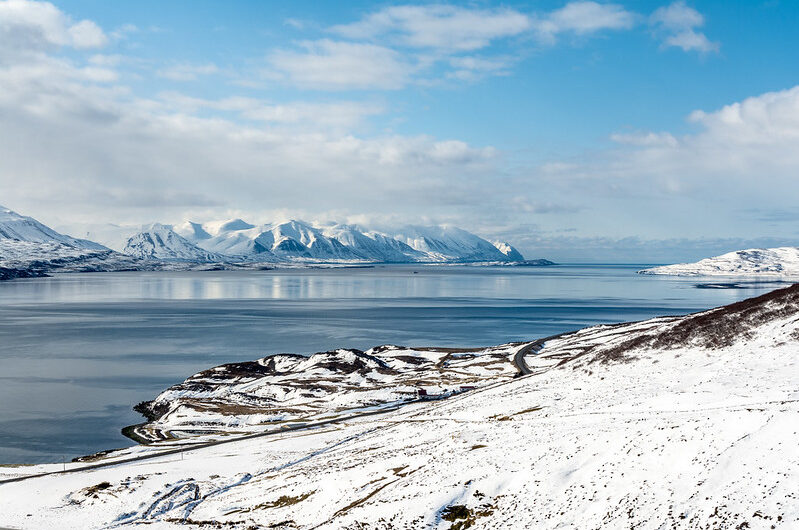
[1,0,799,262]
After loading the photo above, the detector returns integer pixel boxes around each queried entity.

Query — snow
[2,286,797,528]
[0,204,106,250]
[391,225,513,262]
[640,246,799,277]
[128,344,520,442]
[0,206,539,269]
[174,217,530,263]
[123,223,226,262]
[491,240,525,261]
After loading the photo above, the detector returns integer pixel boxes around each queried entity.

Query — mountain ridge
[639,246,799,276]
[0,205,546,271]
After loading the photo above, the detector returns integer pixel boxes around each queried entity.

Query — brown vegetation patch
[441,503,495,530]
[252,491,315,510]
[561,284,799,365]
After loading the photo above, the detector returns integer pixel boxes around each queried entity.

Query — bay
[0,264,784,464]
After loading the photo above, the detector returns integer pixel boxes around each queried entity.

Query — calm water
[0,264,785,464]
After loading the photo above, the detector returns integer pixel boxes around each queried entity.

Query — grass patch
[253,491,315,510]
[441,503,495,530]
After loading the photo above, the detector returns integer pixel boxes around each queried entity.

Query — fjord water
[0,265,785,464]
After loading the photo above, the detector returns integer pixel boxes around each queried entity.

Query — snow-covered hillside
[492,240,524,261]
[2,286,798,528]
[321,224,426,262]
[0,206,142,275]
[128,344,519,442]
[391,225,514,262]
[123,224,226,262]
[0,205,105,250]
[639,247,799,276]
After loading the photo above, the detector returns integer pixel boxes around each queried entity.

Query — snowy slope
[639,247,799,276]
[321,224,426,262]
[0,239,142,274]
[390,225,512,262]
[173,220,212,241]
[178,219,337,260]
[123,224,226,262]
[0,204,106,250]
[492,240,525,261]
[128,344,519,442]
[0,205,145,275]
[2,287,798,528]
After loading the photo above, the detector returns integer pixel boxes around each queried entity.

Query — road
[512,333,566,376]
[2,339,560,486]
[513,340,540,375]
[0,400,422,486]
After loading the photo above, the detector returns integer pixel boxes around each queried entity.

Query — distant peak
[218,218,255,231]
[201,218,256,236]
[141,222,171,230]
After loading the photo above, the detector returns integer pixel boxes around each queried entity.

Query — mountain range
[0,205,539,273]
[120,218,528,263]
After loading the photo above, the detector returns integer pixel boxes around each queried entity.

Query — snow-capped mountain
[175,219,364,261]
[492,240,524,261]
[391,225,513,262]
[0,205,106,250]
[0,205,145,276]
[320,224,426,262]
[0,204,536,270]
[639,247,799,276]
[172,218,527,263]
[123,224,226,262]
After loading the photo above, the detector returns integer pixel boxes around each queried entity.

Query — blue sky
[2,0,799,261]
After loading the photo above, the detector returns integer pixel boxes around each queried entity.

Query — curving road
[0,400,422,486]
[512,333,566,376]
[3,339,562,486]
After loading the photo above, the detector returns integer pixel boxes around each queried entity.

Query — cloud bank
[5,0,795,262]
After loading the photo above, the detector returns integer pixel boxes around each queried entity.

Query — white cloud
[267,39,413,90]
[610,131,678,147]
[110,23,138,41]
[687,86,799,144]
[88,54,124,67]
[330,4,530,52]
[157,93,385,130]
[0,0,107,59]
[66,19,106,48]
[544,85,799,212]
[446,56,512,82]
[0,0,781,250]
[0,33,498,226]
[650,1,719,53]
[533,1,636,43]
[264,3,643,90]
[157,63,219,82]
[283,18,306,30]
